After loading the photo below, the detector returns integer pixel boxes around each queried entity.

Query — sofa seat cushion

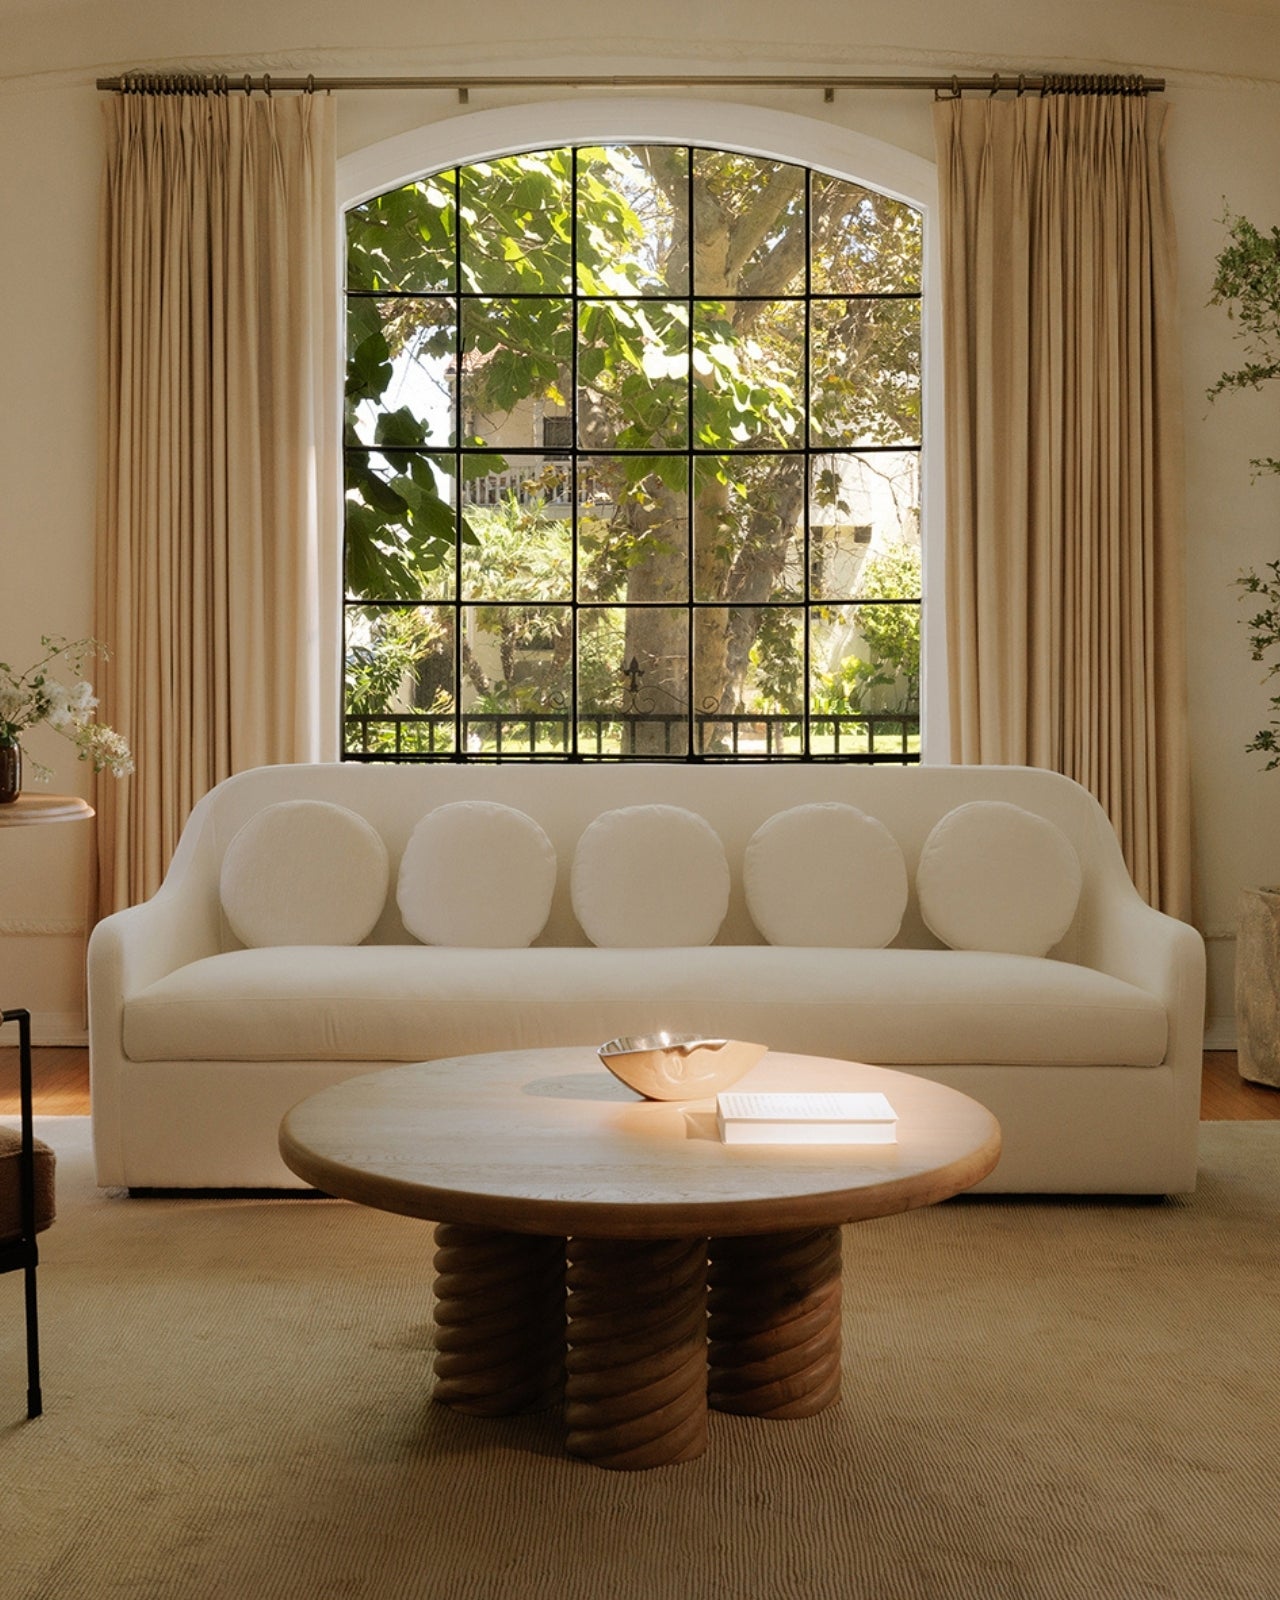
[122,946,1168,1070]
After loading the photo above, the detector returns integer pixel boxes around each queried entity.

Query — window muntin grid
[343,144,922,762]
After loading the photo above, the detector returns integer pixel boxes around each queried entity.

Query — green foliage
[853,541,922,703]
[1208,212,1280,416]
[1208,210,1280,766]
[346,174,456,294]
[811,653,890,717]
[344,608,447,719]
[813,542,921,715]
[1239,559,1280,769]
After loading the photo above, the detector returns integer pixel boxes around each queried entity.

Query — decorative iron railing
[342,710,920,762]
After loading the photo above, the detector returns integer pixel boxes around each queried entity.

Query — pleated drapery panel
[96,91,338,913]
[932,93,1191,920]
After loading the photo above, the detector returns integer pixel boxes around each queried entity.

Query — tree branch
[725,168,804,284]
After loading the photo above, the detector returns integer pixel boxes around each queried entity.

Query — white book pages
[715,1091,898,1145]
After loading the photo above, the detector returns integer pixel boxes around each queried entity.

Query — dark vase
[0,741,21,804]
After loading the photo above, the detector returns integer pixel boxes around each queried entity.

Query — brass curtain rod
[96,70,1164,101]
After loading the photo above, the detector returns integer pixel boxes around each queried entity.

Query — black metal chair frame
[1,1008,42,1418]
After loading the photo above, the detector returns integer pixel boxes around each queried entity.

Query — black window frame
[342,144,924,766]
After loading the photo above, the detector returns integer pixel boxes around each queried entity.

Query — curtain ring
[1017,73,1026,97]
[990,72,1001,96]
[263,72,272,97]
[306,74,316,94]
[242,73,253,96]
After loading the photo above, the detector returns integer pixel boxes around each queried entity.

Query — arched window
[342,123,930,762]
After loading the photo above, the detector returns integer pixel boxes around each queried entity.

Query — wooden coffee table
[279,1048,1000,1471]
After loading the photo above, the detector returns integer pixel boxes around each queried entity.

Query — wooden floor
[1,1044,1277,1120]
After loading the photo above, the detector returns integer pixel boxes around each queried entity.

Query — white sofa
[87,761,1205,1195]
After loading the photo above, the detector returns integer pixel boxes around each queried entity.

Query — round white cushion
[220,800,389,948]
[744,802,908,947]
[397,801,556,947]
[916,800,1083,956]
[571,804,729,948]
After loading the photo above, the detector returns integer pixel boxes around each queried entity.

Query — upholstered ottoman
[0,1126,56,1240]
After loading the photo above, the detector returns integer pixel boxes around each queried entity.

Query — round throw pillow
[744,802,907,947]
[916,800,1083,956]
[571,804,729,948]
[397,801,556,947]
[220,800,389,948]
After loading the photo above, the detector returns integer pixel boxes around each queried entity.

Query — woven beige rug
[2,1118,1277,1600]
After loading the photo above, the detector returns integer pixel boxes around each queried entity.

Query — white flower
[0,636,131,780]
[0,684,31,728]
[75,723,134,777]
[42,681,74,730]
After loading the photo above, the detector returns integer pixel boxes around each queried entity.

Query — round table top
[279,1049,1002,1240]
[0,793,94,826]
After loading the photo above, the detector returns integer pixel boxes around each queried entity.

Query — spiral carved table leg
[708,1225,843,1418]
[564,1236,709,1470]
[432,1223,566,1416]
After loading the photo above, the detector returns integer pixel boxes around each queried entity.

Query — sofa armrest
[1073,881,1206,1115]
[88,889,224,1187]
[89,889,223,1003]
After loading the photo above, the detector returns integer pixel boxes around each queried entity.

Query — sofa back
[167,761,1134,959]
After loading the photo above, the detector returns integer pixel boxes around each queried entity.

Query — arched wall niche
[336,97,948,760]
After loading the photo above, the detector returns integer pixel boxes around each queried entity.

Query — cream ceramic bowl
[596,1033,767,1101]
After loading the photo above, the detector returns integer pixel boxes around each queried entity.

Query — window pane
[460,604,572,755]
[692,150,806,296]
[460,494,572,603]
[460,298,572,447]
[809,298,921,448]
[576,146,689,297]
[693,300,804,450]
[693,456,804,603]
[460,150,572,295]
[577,456,689,603]
[344,451,458,601]
[695,606,804,755]
[577,301,689,448]
[809,452,921,601]
[346,297,455,448]
[346,175,456,294]
[578,605,689,755]
[343,604,456,755]
[811,599,921,730]
[811,177,921,295]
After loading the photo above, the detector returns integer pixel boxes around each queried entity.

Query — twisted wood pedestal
[426,1223,849,1469]
[280,1047,1001,1472]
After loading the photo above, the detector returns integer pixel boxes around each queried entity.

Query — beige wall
[2,0,1278,1042]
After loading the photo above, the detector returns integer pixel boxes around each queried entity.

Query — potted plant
[1209,211,1280,1087]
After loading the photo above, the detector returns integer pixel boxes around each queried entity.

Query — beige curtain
[933,92,1191,920]
[96,90,338,913]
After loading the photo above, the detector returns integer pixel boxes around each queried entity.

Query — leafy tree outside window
[343,145,923,760]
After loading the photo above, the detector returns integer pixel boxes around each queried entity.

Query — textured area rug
[1,1119,1278,1600]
